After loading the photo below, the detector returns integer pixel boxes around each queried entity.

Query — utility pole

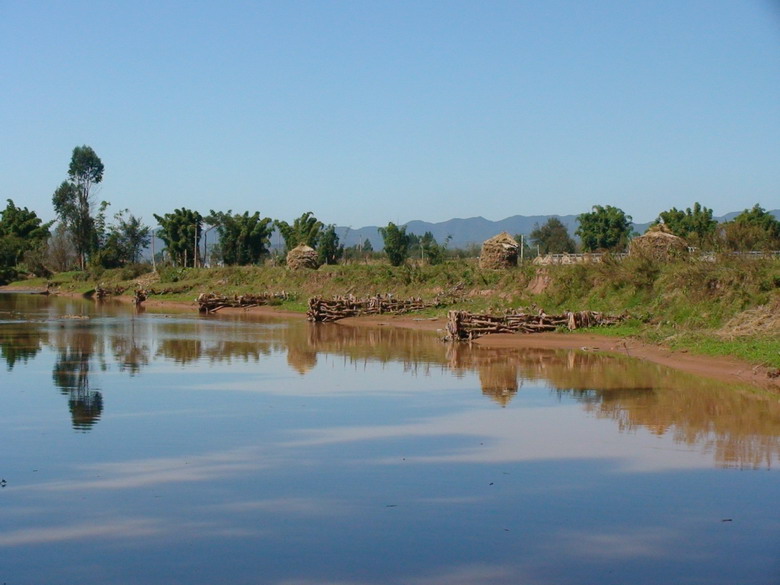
[520,234,524,264]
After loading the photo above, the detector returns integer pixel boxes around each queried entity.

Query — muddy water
[1,293,778,584]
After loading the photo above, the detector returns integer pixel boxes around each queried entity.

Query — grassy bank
[10,255,780,368]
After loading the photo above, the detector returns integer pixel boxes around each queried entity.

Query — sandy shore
[3,286,777,391]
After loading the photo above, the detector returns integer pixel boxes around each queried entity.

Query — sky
[1,0,779,229]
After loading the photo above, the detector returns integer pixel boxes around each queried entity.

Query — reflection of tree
[51,325,103,431]
[447,342,780,469]
[110,315,150,375]
[0,323,48,370]
[155,338,203,364]
[478,361,520,406]
[286,324,317,374]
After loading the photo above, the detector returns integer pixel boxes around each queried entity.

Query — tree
[654,202,717,247]
[530,217,576,254]
[379,222,410,266]
[720,204,780,251]
[275,212,323,252]
[362,238,373,253]
[92,209,151,268]
[411,231,446,265]
[153,208,203,267]
[52,146,104,269]
[207,210,273,265]
[47,223,78,272]
[114,210,151,264]
[317,224,344,265]
[0,199,52,266]
[576,205,633,252]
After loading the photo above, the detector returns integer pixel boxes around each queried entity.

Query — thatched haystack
[286,245,319,270]
[630,224,688,260]
[479,232,519,269]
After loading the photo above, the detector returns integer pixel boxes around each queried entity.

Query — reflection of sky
[1,295,779,585]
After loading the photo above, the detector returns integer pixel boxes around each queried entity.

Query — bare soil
[3,285,776,391]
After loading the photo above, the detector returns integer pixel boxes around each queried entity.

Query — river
[1,292,778,584]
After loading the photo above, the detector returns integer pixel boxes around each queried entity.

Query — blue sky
[2,1,778,228]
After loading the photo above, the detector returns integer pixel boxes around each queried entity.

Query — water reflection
[51,324,103,431]
[0,322,48,371]
[0,293,779,469]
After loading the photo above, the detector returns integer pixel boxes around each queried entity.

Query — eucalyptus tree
[52,145,104,269]
[207,210,273,265]
[153,208,203,267]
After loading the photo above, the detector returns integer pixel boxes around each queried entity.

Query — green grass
[8,255,779,368]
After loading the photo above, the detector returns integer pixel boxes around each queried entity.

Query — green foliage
[719,204,780,251]
[154,208,202,267]
[52,145,104,269]
[530,217,576,254]
[90,206,151,269]
[0,200,52,279]
[379,222,411,266]
[113,210,151,264]
[408,231,447,265]
[207,210,273,265]
[275,212,323,252]
[317,224,344,265]
[654,202,717,247]
[576,205,633,252]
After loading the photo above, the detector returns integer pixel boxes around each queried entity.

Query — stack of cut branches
[133,288,147,305]
[446,309,624,341]
[94,284,127,299]
[307,294,436,322]
[197,292,292,313]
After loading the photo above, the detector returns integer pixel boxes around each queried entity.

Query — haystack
[479,232,519,269]
[630,224,688,260]
[286,244,319,270]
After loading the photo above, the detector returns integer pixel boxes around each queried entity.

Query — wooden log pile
[307,294,435,322]
[446,309,624,341]
[133,288,147,305]
[94,284,127,299]
[197,292,292,313]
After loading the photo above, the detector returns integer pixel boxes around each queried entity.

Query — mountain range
[334,210,780,250]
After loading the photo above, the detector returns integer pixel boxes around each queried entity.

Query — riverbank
[3,255,778,389]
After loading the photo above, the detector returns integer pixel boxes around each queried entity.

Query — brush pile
[286,245,319,270]
[630,224,688,260]
[94,284,127,299]
[133,288,147,305]
[446,309,625,341]
[308,294,434,322]
[197,292,291,313]
[479,232,519,269]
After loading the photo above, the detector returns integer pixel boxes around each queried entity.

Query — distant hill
[149,209,779,257]
[335,210,780,251]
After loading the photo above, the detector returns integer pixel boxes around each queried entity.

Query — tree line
[1,145,779,283]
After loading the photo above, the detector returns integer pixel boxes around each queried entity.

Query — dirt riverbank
[2,286,777,391]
